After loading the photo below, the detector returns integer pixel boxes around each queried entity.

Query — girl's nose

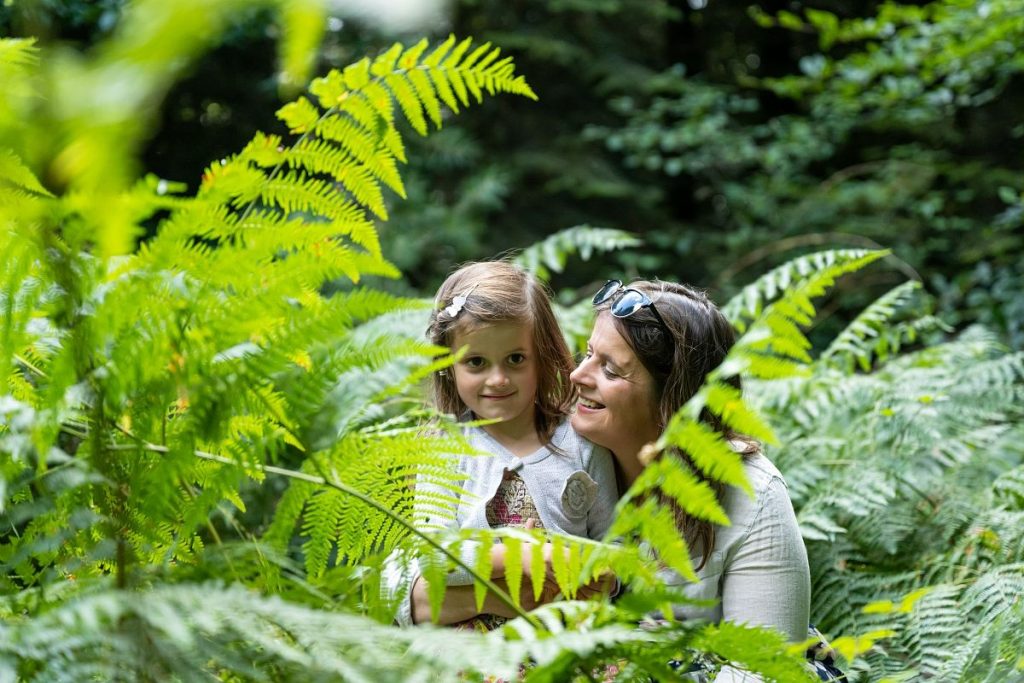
[488,367,509,387]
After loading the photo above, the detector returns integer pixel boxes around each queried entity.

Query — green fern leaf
[702,381,777,445]
[0,148,52,197]
[723,248,889,332]
[514,225,641,280]
[385,73,428,136]
[530,536,546,602]
[503,536,524,607]
[370,42,403,77]
[406,67,443,129]
[660,418,753,495]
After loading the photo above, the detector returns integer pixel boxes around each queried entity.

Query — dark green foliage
[595,0,1024,349]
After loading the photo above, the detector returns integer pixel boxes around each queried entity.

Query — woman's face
[570,313,661,484]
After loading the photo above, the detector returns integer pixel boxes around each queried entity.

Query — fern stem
[106,438,538,625]
[14,353,47,378]
[300,451,538,625]
[237,387,539,622]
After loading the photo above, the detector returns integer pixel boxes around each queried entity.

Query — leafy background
[1,0,1022,681]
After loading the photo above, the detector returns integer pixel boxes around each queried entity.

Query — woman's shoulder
[727,440,786,491]
[719,448,791,531]
[744,452,787,493]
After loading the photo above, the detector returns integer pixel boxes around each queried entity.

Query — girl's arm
[409,541,562,624]
[410,579,499,624]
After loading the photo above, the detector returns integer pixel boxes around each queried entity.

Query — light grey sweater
[390,418,619,626]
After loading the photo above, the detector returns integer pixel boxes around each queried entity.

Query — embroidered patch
[561,470,598,519]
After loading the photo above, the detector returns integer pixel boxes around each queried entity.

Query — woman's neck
[608,432,658,487]
[614,447,646,487]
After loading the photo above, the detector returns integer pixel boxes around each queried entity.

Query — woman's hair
[596,280,756,568]
[426,260,576,446]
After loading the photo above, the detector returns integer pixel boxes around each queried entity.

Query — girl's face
[451,321,539,440]
[570,313,661,484]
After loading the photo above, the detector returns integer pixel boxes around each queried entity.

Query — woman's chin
[571,409,601,440]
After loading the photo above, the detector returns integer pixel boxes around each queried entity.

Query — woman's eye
[508,353,526,366]
[602,365,620,379]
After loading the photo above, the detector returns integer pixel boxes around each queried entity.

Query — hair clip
[444,283,478,318]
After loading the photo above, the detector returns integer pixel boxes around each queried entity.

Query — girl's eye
[507,353,526,366]
[465,357,485,369]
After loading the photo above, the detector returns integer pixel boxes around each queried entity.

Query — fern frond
[822,281,955,372]
[0,38,39,69]
[312,114,405,195]
[0,581,534,681]
[743,255,1024,681]
[992,464,1024,509]
[513,225,642,281]
[0,148,52,197]
[660,416,754,494]
[692,620,817,682]
[722,248,888,332]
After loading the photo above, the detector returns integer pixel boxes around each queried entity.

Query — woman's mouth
[577,397,605,410]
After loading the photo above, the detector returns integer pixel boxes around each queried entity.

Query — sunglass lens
[611,289,650,317]
[593,279,622,305]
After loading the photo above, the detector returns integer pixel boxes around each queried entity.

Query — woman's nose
[569,358,590,386]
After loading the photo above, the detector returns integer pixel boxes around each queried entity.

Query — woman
[570,279,811,642]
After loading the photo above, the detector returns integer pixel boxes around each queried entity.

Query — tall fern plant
[0,3,547,677]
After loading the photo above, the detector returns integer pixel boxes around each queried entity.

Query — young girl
[392,260,619,629]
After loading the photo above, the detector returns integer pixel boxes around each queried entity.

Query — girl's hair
[596,280,757,568]
[427,261,576,447]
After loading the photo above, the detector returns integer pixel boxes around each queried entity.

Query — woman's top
[659,451,811,682]
[389,417,619,627]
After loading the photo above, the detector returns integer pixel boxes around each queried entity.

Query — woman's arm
[719,475,810,641]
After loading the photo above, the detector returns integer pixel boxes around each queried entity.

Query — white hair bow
[444,283,479,318]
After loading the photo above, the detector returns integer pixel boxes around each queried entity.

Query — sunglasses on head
[592,279,672,334]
